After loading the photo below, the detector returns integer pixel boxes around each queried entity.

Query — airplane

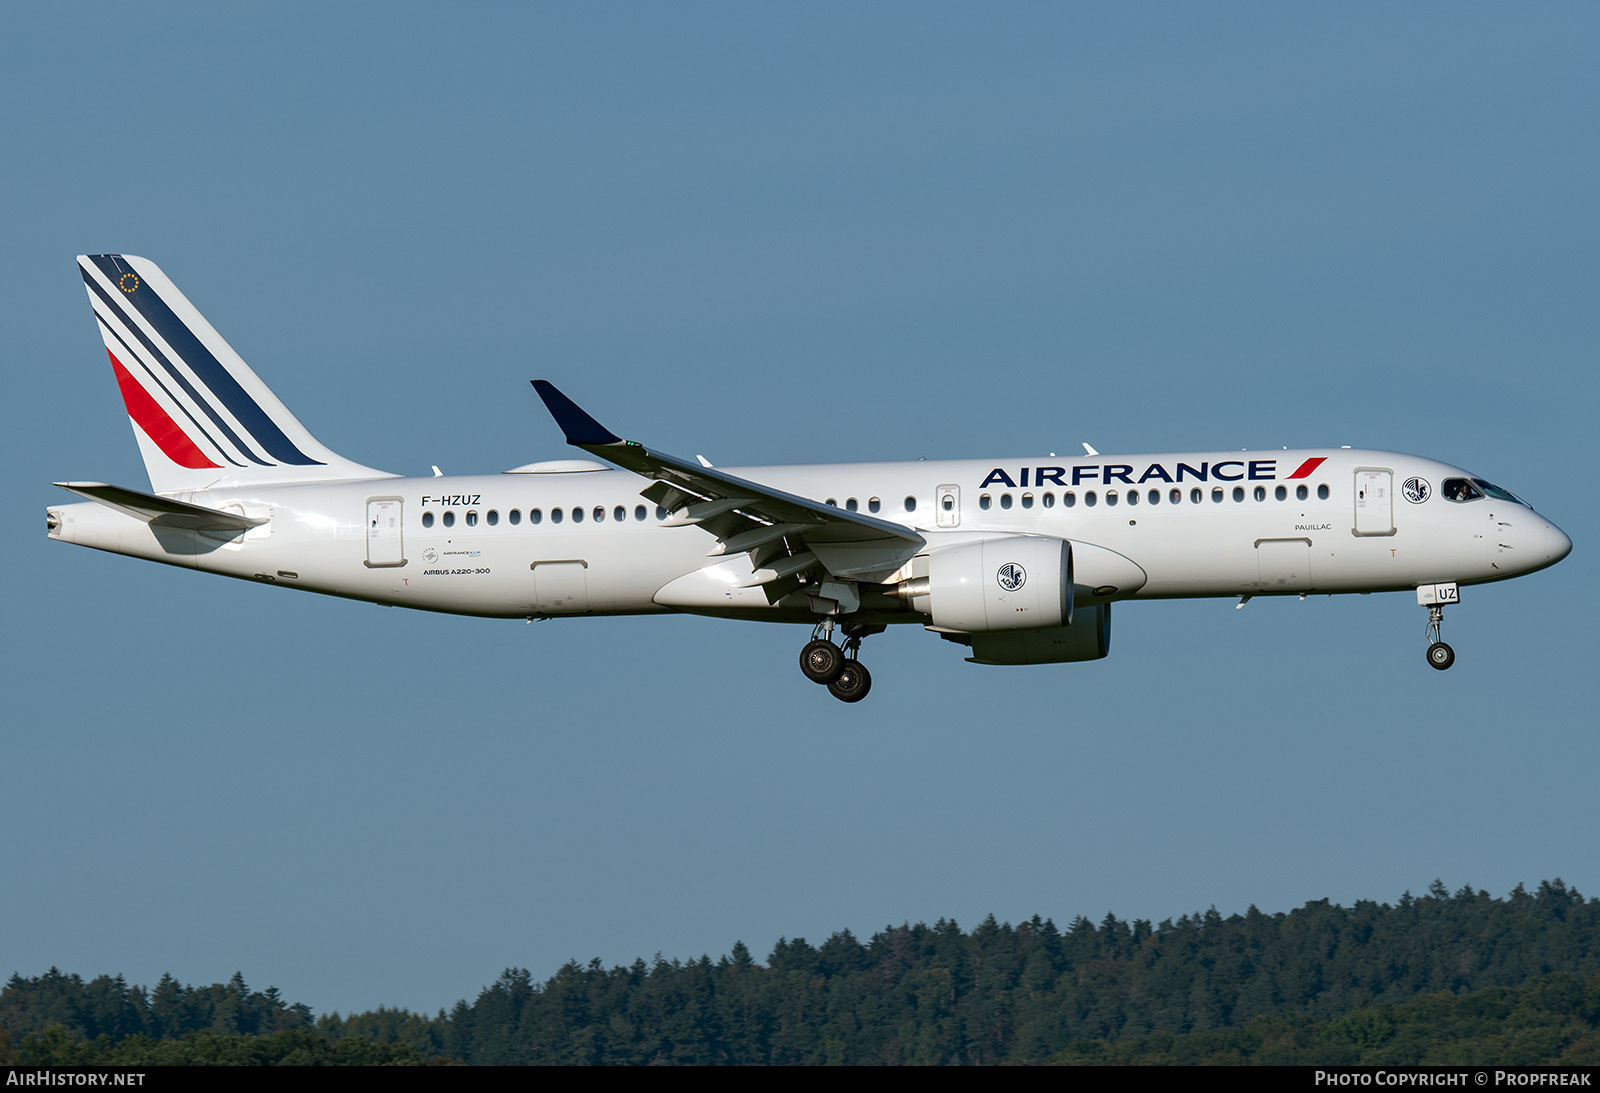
[47,254,1573,702]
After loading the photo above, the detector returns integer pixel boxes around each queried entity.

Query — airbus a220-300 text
[47,255,1573,702]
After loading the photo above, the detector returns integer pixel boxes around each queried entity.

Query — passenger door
[1353,469,1394,536]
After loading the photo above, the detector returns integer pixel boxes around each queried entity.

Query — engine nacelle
[961,603,1112,665]
[902,535,1073,632]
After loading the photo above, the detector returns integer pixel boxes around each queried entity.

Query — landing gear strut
[798,621,880,702]
[1424,605,1455,671]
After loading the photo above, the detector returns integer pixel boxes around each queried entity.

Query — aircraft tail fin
[77,254,395,493]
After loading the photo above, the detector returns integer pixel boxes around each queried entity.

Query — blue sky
[4,4,1595,1017]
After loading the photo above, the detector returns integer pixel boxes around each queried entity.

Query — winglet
[531,380,623,446]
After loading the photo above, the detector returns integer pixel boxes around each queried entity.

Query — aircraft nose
[1543,521,1573,566]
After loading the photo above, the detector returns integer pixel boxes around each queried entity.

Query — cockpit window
[1471,478,1525,505]
[1442,478,1483,503]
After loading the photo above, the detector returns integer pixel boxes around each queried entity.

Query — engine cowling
[901,535,1073,632]
[960,604,1112,664]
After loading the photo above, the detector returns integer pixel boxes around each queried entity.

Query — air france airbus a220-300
[48,255,1573,702]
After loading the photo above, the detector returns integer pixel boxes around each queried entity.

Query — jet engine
[890,535,1073,632]
[955,604,1112,664]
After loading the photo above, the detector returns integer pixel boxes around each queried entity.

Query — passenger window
[466,510,479,527]
[572,507,584,523]
[1085,491,1098,507]
[550,508,562,524]
[509,509,522,526]
[531,508,543,524]
[614,506,625,522]
[1212,487,1224,503]
[1125,490,1137,506]
[905,496,918,513]
[825,498,837,507]
[980,494,992,510]
[655,506,667,520]
[1233,487,1245,502]
[868,497,881,513]
[635,505,647,521]
[1042,492,1055,508]
[1106,491,1118,507]
[1191,488,1202,504]
[1317,484,1330,500]
[846,498,858,512]
[1150,489,1161,505]
[1000,494,1013,509]
[422,512,434,528]
[487,510,499,526]
[442,511,456,528]
[1065,492,1077,508]
[1296,485,1308,501]
[1253,486,1265,502]
[1169,488,1181,504]
[941,495,953,511]
[1021,493,1033,509]
[1275,486,1287,501]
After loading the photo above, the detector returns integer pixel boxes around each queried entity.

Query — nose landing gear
[798,621,881,702]
[1418,583,1460,671]
[1425,605,1454,671]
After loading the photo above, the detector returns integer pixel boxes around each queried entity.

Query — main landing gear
[799,621,880,703]
[1424,604,1455,671]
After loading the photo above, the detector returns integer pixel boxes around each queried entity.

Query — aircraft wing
[532,381,925,585]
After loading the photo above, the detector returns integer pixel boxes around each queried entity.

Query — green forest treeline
[4,880,1598,1065]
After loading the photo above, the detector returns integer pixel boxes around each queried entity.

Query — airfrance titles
[979,457,1326,490]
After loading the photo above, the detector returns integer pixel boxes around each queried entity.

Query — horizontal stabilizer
[55,482,268,532]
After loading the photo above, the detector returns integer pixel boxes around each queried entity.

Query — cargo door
[1255,537,1311,591]
[532,560,589,614]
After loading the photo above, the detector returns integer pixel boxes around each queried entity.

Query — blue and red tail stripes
[78,254,393,492]
[106,348,220,470]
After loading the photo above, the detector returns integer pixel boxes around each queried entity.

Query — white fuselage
[46,448,1571,624]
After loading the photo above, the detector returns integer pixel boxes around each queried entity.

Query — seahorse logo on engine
[997,563,1027,592]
